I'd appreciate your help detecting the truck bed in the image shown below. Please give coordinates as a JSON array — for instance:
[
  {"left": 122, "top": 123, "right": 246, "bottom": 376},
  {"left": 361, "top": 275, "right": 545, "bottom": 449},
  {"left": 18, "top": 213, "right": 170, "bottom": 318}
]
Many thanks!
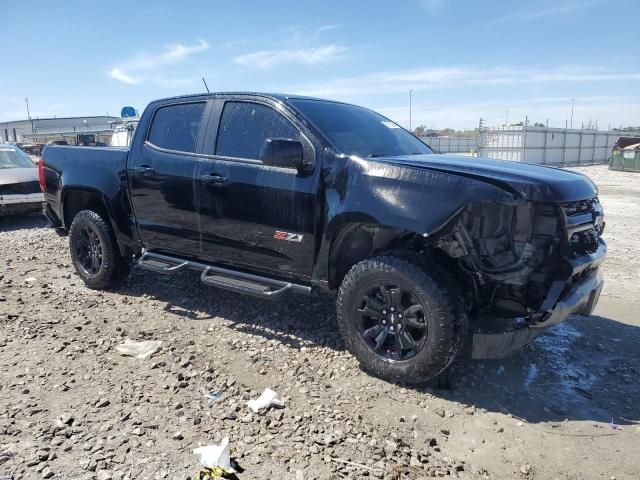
[{"left": 42, "top": 145, "right": 131, "bottom": 230}]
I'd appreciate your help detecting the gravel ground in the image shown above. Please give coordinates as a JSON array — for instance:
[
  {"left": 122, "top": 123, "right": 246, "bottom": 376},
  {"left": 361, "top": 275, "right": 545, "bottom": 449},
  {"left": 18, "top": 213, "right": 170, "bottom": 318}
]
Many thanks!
[{"left": 1, "top": 165, "right": 639, "bottom": 480}]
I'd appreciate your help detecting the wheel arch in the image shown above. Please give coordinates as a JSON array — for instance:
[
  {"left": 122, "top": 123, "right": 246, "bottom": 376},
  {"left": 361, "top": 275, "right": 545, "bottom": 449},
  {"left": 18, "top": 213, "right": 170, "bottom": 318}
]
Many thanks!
[
  {"left": 327, "top": 222, "right": 423, "bottom": 290},
  {"left": 61, "top": 187, "right": 131, "bottom": 257}
]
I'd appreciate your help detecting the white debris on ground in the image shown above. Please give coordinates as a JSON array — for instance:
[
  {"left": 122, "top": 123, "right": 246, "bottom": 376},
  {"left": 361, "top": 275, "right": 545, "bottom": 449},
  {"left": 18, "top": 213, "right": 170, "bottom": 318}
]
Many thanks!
[
  {"left": 115, "top": 339, "right": 162, "bottom": 359},
  {"left": 247, "top": 388, "right": 285, "bottom": 413},
  {"left": 193, "top": 437, "right": 235, "bottom": 472}
]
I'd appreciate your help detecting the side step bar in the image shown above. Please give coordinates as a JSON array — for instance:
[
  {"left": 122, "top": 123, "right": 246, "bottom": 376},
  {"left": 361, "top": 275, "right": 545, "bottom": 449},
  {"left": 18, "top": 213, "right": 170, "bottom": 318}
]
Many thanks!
[
  {"left": 136, "top": 250, "right": 310, "bottom": 299},
  {"left": 137, "top": 252, "right": 189, "bottom": 274}
]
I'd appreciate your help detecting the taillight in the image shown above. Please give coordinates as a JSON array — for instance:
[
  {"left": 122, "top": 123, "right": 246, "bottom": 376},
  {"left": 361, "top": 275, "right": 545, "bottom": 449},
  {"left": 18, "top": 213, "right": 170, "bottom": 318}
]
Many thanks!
[{"left": 38, "top": 158, "right": 46, "bottom": 192}]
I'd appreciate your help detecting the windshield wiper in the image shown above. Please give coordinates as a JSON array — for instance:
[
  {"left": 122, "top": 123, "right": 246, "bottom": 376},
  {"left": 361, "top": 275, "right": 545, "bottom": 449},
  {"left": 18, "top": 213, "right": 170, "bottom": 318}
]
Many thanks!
[{"left": 367, "top": 153, "right": 388, "bottom": 158}]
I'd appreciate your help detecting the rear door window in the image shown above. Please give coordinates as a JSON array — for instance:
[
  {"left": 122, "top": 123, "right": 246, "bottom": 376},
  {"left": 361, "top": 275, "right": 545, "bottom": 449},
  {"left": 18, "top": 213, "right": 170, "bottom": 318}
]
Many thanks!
[
  {"left": 215, "top": 101, "right": 299, "bottom": 160},
  {"left": 147, "top": 102, "right": 205, "bottom": 153}
]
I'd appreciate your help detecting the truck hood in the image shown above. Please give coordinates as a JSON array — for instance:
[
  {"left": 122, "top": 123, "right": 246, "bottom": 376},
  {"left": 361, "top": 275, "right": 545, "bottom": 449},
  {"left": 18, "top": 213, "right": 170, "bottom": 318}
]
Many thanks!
[{"left": 368, "top": 154, "right": 597, "bottom": 202}]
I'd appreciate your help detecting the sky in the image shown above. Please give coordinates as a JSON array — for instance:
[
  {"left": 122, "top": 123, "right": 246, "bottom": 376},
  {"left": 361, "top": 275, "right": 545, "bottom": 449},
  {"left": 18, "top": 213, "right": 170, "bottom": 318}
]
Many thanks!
[{"left": 1, "top": 0, "right": 639, "bottom": 130}]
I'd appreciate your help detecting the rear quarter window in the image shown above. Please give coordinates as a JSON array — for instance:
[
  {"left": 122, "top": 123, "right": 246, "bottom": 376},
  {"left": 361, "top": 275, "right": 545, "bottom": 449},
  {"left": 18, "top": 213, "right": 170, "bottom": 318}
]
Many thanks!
[{"left": 147, "top": 102, "right": 205, "bottom": 153}]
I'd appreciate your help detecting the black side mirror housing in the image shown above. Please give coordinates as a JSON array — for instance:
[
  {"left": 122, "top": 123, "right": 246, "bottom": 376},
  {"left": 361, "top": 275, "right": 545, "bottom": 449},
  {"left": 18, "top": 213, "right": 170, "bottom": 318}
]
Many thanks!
[{"left": 260, "top": 139, "right": 304, "bottom": 171}]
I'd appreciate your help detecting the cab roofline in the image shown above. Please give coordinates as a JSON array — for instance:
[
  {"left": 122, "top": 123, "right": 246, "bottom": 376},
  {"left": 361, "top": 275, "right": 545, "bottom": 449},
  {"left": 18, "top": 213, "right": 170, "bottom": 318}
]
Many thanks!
[{"left": 147, "top": 91, "right": 361, "bottom": 108}]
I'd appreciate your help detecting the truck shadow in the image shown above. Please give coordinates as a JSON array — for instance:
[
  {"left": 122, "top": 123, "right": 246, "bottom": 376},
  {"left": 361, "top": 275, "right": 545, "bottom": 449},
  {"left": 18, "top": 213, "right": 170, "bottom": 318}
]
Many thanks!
[
  {"left": 443, "top": 314, "right": 640, "bottom": 426},
  {"left": 118, "top": 268, "right": 640, "bottom": 427}
]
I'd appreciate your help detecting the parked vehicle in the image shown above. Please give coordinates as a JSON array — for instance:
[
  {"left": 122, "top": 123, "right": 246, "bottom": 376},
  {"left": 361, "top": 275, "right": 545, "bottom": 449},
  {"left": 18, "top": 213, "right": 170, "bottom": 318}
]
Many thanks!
[
  {"left": 20, "top": 143, "right": 44, "bottom": 156},
  {"left": 40, "top": 93, "right": 606, "bottom": 384},
  {"left": 109, "top": 120, "right": 139, "bottom": 147},
  {"left": 610, "top": 136, "right": 640, "bottom": 172},
  {"left": 0, "top": 144, "right": 44, "bottom": 216}
]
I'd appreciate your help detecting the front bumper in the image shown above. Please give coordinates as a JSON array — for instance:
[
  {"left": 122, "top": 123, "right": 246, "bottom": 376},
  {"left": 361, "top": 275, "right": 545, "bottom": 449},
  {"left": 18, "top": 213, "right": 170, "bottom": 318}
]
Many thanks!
[{"left": 471, "top": 240, "right": 606, "bottom": 359}]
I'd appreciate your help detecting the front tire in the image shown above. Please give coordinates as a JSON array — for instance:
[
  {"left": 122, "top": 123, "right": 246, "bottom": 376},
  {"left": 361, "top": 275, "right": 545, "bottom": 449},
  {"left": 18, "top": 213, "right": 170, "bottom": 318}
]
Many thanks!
[
  {"left": 69, "top": 210, "right": 130, "bottom": 289},
  {"left": 337, "top": 255, "right": 463, "bottom": 385}
]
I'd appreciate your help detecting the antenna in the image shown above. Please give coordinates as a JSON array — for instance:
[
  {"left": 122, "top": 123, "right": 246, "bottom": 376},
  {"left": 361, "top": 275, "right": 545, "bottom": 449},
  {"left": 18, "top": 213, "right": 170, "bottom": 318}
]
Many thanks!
[{"left": 202, "top": 77, "right": 210, "bottom": 93}]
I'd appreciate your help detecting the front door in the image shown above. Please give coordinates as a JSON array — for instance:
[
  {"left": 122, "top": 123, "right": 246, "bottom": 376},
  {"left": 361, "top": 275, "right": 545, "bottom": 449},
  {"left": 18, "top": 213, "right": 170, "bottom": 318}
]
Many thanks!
[
  {"left": 128, "top": 101, "right": 207, "bottom": 255},
  {"left": 196, "top": 99, "right": 319, "bottom": 278}
]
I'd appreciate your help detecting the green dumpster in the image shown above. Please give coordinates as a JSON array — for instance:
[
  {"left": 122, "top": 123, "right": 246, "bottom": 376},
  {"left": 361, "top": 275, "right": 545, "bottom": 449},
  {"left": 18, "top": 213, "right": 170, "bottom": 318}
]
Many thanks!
[{"left": 610, "top": 136, "right": 640, "bottom": 172}]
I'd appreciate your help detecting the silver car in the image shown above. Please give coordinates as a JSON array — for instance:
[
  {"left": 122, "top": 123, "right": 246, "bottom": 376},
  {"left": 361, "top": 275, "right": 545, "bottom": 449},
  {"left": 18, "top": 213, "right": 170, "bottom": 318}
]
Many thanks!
[{"left": 0, "top": 145, "right": 44, "bottom": 216}]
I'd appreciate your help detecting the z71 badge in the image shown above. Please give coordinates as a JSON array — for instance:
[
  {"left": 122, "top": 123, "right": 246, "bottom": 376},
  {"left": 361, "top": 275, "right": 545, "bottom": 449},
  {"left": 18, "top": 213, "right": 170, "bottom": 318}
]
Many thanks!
[{"left": 274, "top": 230, "right": 304, "bottom": 242}]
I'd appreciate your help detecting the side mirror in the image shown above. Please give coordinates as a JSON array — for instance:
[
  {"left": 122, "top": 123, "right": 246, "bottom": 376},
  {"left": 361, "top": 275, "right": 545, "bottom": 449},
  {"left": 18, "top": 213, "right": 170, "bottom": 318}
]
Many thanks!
[{"left": 260, "top": 138, "right": 304, "bottom": 171}]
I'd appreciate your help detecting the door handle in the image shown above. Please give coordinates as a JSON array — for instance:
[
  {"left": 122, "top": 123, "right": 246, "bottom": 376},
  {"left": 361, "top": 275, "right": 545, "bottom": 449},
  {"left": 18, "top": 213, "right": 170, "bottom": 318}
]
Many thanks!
[
  {"left": 201, "top": 174, "right": 228, "bottom": 185},
  {"left": 134, "top": 165, "right": 155, "bottom": 176}
]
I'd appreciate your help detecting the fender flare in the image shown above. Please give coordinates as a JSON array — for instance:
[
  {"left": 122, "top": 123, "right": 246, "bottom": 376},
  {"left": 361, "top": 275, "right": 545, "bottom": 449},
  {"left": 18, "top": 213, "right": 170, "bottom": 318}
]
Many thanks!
[{"left": 61, "top": 185, "right": 136, "bottom": 257}]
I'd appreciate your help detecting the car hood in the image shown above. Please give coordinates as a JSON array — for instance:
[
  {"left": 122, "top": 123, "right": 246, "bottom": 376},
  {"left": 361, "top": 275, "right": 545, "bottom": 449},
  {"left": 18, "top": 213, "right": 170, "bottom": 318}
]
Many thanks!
[
  {"left": 368, "top": 154, "right": 597, "bottom": 202},
  {"left": 0, "top": 167, "right": 40, "bottom": 195}
]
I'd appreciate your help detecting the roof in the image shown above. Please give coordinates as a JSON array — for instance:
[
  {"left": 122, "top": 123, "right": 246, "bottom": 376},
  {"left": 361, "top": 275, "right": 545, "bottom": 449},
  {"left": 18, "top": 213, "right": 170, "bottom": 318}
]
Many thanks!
[
  {"left": 0, "top": 115, "right": 120, "bottom": 128},
  {"left": 614, "top": 136, "right": 640, "bottom": 149},
  {"left": 0, "top": 115, "right": 118, "bottom": 123},
  {"left": 148, "top": 91, "right": 355, "bottom": 107},
  {"left": 22, "top": 129, "right": 115, "bottom": 138}
]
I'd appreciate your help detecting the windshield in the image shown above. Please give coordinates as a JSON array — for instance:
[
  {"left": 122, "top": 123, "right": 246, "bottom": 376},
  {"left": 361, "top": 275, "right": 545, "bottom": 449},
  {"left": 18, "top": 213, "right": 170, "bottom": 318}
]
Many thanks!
[
  {"left": 0, "top": 147, "right": 36, "bottom": 169},
  {"left": 289, "top": 99, "right": 432, "bottom": 158}
]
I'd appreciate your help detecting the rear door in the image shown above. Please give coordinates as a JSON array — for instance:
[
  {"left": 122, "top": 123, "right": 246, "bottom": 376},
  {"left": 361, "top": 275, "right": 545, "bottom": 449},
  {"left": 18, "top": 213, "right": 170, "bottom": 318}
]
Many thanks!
[
  {"left": 196, "top": 98, "right": 320, "bottom": 278},
  {"left": 128, "top": 101, "right": 208, "bottom": 255}
]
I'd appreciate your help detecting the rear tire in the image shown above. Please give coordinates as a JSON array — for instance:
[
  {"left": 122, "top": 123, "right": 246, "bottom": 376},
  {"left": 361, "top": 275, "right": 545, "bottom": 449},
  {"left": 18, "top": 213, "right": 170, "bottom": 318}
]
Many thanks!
[
  {"left": 336, "top": 255, "right": 464, "bottom": 385},
  {"left": 69, "top": 210, "right": 130, "bottom": 289}
]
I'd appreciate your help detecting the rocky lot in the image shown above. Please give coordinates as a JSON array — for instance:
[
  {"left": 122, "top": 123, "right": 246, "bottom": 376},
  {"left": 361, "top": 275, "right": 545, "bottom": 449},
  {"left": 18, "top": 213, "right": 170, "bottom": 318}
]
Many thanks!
[{"left": 1, "top": 165, "right": 639, "bottom": 480}]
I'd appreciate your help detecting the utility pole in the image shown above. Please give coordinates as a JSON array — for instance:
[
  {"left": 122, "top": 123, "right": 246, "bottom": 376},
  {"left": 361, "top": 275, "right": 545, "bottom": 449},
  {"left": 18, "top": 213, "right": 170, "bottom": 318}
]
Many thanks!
[
  {"left": 570, "top": 98, "right": 575, "bottom": 129},
  {"left": 505, "top": 110, "right": 509, "bottom": 126},
  {"left": 25, "top": 97, "right": 35, "bottom": 134},
  {"left": 409, "top": 89, "right": 413, "bottom": 133}
]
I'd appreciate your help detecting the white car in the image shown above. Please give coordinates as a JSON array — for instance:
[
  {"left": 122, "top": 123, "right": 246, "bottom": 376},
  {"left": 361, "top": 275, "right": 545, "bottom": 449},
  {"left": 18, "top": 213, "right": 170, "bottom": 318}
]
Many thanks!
[{"left": 0, "top": 145, "right": 44, "bottom": 216}]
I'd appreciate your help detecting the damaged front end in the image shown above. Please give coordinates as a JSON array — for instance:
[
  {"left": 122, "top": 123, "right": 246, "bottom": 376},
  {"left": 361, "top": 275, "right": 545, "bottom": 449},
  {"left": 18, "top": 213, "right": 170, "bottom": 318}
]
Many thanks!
[{"left": 435, "top": 197, "right": 606, "bottom": 359}]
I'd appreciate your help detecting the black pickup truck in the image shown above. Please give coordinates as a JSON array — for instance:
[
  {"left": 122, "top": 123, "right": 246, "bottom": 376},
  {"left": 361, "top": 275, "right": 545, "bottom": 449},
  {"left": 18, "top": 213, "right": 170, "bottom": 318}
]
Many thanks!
[{"left": 40, "top": 93, "right": 606, "bottom": 384}]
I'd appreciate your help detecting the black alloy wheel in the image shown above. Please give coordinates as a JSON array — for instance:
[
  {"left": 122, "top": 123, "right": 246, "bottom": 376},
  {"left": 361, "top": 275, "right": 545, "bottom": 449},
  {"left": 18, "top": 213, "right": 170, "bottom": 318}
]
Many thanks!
[
  {"left": 68, "top": 210, "right": 131, "bottom": 289},
  {"left": 357, "top": 283, "right": 428, "bottom": 361},
  {"left": 74, "top": 225, "right": 104, "bottom": 275},
  {"left": 336, "top": 255, "right": 464, "bottom": 385}
]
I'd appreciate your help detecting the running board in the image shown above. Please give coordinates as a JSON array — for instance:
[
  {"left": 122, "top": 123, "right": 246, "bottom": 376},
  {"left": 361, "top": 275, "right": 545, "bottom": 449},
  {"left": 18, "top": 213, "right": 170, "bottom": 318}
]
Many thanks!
[
  {"left": 136, "top": 250, "right": 310, "bottom": 299},
  {"left": 200, "top": 268, "right": 292, "bottom": 298},
  {"left": 137, "top": 252, "right": 189, "bottom": 274}
]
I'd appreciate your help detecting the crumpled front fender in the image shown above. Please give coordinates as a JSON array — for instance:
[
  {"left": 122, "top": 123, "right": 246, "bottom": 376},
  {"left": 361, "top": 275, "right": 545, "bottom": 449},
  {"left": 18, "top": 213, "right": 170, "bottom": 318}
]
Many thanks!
[{"left": 312, "top": 154, "right": 516, "bottom": 285}]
